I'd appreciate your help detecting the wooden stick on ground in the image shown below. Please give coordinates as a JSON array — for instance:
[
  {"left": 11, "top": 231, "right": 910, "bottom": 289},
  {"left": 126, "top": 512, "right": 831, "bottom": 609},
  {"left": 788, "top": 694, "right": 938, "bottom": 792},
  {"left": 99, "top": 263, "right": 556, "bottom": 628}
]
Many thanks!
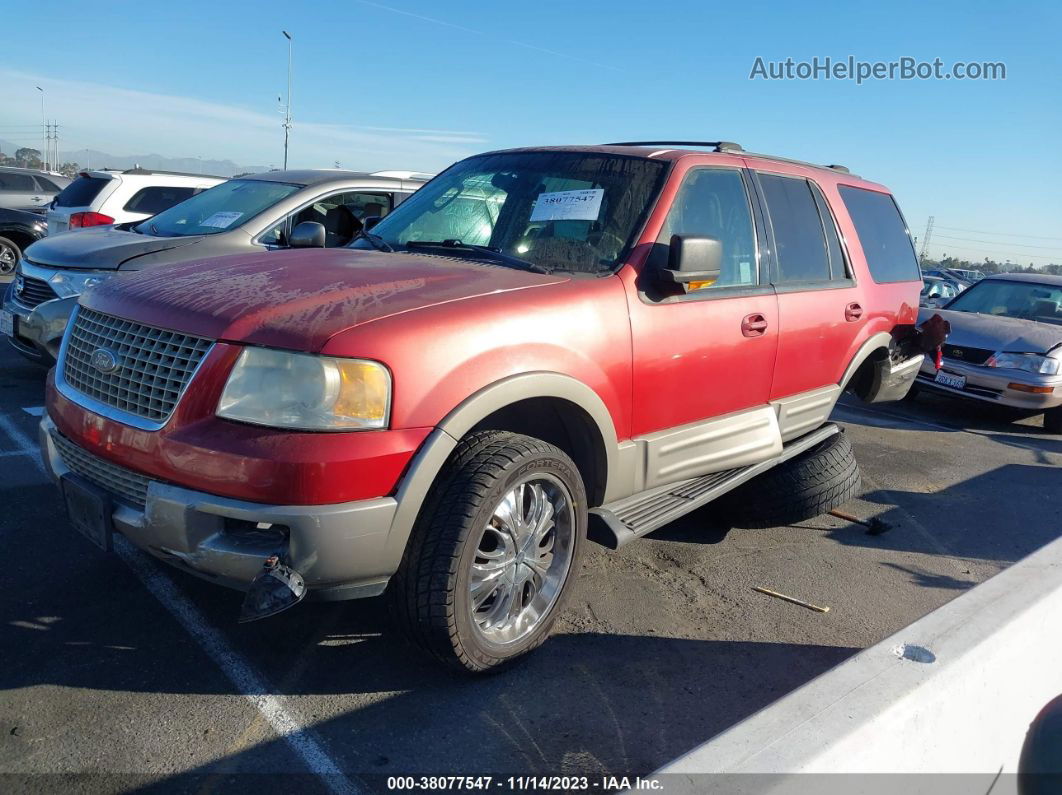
[{"left": 753, "top": 586, "right": 830, "bottom": 613}]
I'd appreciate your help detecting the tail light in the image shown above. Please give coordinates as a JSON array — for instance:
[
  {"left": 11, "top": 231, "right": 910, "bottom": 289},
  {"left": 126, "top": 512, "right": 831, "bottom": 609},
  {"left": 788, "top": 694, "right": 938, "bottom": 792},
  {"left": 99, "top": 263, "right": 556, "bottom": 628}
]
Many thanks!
[{"left": 69, "top": 212, "right": 115, "bottom": 228}]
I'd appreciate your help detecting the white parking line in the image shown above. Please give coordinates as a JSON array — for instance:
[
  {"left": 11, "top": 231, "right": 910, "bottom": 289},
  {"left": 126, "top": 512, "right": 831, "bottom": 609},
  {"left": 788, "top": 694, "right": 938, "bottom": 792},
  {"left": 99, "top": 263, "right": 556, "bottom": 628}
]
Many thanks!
[
  {"left": 22, "top": 406, "right": 44, "bottom": 417},
  {"left": 0, "top": 413, "right": 360, "bottom": 795}
]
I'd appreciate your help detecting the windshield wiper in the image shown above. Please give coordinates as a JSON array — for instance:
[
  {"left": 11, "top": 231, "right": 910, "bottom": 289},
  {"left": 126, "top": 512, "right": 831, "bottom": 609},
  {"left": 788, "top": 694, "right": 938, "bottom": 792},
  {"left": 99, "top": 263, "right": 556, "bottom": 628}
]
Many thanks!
[
  {"left": 352, "top": 229, "right": 394, "bottom": 253},
  {"left": 405, "top": 239, "right": 552, "bottom": 274}
]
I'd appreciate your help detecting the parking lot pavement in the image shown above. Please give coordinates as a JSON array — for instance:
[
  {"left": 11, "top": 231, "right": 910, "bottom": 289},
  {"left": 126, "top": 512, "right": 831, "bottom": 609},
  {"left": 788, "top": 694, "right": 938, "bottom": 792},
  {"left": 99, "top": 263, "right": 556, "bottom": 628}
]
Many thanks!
[{"left": 1, "top": 340, "right": 1059, "bottom": 792}]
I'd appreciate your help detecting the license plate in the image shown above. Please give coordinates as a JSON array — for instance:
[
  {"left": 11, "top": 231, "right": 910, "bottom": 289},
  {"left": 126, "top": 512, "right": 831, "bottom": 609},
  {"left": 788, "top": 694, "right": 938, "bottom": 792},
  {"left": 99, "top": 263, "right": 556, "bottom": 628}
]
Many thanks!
[
  {"left": 934, "top": 370, "right": 967, "bottom": 390},
  {"left": 0, "top": 310, "right": 12, "bottom": 337},
  {"left": 62, "top": 475, "right": 113, "bottom": 552}
]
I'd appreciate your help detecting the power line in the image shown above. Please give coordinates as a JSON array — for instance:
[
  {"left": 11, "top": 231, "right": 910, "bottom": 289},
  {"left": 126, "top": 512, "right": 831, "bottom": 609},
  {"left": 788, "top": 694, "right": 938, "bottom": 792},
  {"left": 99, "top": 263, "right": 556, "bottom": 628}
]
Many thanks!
[
  {"left": 931, "top": 243, "right": 1060, "bottom": 262},
  {"left": 935, "top": 224, "right": 1062, "bottom": 242},
  {"left": 932, "top": 233, "right": 1062, "bottom": 252}
]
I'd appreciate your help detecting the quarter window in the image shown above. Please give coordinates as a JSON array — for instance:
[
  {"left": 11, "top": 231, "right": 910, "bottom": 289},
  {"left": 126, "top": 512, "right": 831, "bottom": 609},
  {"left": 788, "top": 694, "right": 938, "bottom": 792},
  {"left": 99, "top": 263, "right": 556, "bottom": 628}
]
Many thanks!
[
  {"left": 655, "top": 168, "right": 758, "bottom": 289},
  {"left": 838, "top": 185, "right": 920, "bottom": 283},
  {"left": 758, "top": 173, "right": 833, "bottom": 284},
  {"left": 123, "top": 186, "right": 197, "bottom": 215}
]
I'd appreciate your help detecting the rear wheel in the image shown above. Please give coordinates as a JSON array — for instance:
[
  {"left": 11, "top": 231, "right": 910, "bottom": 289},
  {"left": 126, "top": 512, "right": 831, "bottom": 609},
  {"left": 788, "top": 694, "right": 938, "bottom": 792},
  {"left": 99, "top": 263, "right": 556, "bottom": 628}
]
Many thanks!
[
  {"left": 0, "top": 236, "right": 20, "bottom": 275},
  {"left": 717, "top": 431, "right": 861, "bottom": 529},
  {"left": 1044, "top": 407, "right": 1062, "bottom": 435},
  {"left": 389, "top": 431, "right": 586, "bottom": 673}
]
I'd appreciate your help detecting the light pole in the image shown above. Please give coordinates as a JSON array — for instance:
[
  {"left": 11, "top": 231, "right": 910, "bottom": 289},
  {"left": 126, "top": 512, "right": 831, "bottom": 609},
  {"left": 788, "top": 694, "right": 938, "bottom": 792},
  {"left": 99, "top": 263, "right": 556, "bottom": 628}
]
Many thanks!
[
  {"left": 281, "top": 30, "right": 293, "bottom": 170},
  {"left": 36, "top": 86, "right": 46, "bottom": 170}
]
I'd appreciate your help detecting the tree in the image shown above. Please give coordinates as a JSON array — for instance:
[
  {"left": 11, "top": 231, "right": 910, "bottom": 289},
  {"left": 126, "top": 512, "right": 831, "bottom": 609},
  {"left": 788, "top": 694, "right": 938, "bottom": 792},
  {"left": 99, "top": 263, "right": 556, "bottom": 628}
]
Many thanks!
[
  {"left": 57, "top": 162, "right": 81, "bottom": 178},
  {"left": 14, "top": 148, "right": 43, "bottom": 169}
]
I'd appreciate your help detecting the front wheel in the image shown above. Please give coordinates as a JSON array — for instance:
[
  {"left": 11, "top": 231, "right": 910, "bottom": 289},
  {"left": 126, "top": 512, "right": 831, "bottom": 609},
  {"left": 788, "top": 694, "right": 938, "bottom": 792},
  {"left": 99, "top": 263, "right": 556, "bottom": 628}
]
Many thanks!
[
  {"left": 0, "top": 236, "right": 21, "bottom": 275},
  {"left": 389, "top": 431, "right": 587, "bottom": 673}
]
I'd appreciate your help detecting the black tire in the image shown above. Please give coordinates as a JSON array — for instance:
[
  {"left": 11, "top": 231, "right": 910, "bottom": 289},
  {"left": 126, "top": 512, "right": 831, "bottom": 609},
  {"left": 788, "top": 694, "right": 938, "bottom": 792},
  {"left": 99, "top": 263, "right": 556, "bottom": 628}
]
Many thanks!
[
  {"left": 0, "top": 236, "right": 21, "bottom": 275},
  {"left": 388, "top": 430, "right": 587, "bottom": 673},
  {"left": 1044, "top": 407, "right": 1062, "bottom": 435},
  {"left": 717, "top": 431, "right": 861, "bottom": 529}
]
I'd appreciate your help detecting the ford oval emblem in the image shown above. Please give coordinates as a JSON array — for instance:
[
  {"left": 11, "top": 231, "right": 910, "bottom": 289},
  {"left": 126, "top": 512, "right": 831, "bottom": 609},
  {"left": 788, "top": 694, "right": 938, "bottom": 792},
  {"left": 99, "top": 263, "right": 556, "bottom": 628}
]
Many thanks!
[{"left": 90, "top": 348, "right": 121, "bottom": 374}]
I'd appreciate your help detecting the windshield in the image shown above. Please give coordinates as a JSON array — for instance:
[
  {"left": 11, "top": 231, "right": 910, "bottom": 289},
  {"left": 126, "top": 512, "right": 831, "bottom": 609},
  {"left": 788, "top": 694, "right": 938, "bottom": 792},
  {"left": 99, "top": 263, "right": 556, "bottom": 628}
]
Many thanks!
[
  {"left": 353, "top": 151, "right": 669, "bottom": 273},
  {"left": 135, "top": 179, "right": 300, "bottom": 237},
  {"left": 945, "top": 279, "right": 1062, "bottom": 325}
]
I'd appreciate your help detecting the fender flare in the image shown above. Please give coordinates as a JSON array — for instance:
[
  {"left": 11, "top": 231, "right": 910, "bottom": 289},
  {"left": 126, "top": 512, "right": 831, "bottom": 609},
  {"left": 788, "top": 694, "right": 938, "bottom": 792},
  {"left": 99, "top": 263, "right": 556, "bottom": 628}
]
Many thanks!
[
  {"left": 381, "top": 372, "right": 621, "bottom": 572},
  {"left": 839, "top": 332, "right": 893, "bottom": 389}
]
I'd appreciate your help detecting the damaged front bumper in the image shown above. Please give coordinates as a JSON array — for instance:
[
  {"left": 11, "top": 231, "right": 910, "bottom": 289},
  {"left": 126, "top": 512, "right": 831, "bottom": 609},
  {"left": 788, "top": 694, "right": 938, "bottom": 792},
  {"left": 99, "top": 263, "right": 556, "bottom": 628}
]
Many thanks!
[
  {"left": 916, "top": 357, "right": 1062, "bottom": 411},
  {"left": 40, "top": 414, "right": 399, "bottom": 601}
]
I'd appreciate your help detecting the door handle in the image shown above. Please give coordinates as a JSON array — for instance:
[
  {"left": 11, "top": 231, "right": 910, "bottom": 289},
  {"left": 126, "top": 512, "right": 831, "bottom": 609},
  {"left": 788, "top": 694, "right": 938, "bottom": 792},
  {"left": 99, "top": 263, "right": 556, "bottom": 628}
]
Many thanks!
[
  {"left": 845, "top": 302, "right": 863, "bottom": 322},
  {"left": 741, "top": 313, "right": 768, "bottom": 337}
]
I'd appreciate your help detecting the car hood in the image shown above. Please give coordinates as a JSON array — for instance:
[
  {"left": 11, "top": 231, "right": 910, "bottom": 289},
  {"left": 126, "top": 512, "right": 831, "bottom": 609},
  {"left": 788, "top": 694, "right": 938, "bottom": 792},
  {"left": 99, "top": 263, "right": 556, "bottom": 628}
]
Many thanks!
[
  {"left": 24, "top": 226, "right": 204, "bottom": 270},
  {"left": 921, "top": 307, "right": 1062, "bottom": 355},
  {"left": 81, "top": 248, "right": 569, "bottom": 351}
]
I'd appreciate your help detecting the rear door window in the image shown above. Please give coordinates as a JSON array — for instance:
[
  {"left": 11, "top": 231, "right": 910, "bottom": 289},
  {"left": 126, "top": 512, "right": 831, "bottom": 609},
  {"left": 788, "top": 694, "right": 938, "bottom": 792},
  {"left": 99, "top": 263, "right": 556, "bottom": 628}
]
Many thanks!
[
  {"left": 123, "top": 186, "right": 197, "bottom": 215},
  {"left": 838, "top": 185, "right": 920, "bottom": 283},
  {"left": 35, "top": 176, "right": 62, "bottom": 192},
  {"left": 55, "top": 176, "right": 110, "bottom": 208},
  {"left": 758, "top": 173, "right": 835, "bottom": 284},
  {"left": 0, "top": 173, "right": 36, "bottom": 191}
]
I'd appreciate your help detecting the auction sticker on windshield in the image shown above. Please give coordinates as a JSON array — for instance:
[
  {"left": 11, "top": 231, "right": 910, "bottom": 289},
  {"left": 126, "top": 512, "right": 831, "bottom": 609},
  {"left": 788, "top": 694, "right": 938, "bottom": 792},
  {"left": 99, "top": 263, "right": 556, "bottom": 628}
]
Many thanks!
[
  {"left": 200, "top": 211, "right": 244, "bottom": 229},
  {"left": 530, "top": 189, "right": 604, "bottom": 222}
]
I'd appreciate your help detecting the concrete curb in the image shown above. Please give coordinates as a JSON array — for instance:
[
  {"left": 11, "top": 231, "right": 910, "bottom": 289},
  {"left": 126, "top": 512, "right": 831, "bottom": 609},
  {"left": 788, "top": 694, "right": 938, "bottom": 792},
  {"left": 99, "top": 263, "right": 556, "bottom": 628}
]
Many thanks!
[{"left": 651, "top": 534, "right": 1062, "bottom": 790}]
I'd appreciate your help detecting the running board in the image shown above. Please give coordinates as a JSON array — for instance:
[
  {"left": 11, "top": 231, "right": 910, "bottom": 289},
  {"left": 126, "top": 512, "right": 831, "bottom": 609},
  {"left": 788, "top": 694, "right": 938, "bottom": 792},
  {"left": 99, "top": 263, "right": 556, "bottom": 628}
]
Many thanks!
[{"left": 588, "top": 423, "right": 841, "bottom": 549}]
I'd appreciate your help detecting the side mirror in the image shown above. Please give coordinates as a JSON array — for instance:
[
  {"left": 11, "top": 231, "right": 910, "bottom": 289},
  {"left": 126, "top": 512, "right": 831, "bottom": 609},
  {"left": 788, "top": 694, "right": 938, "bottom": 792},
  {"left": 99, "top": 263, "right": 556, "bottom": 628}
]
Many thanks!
[
  {"left": 363, "top": 215, "right": 382, "bottom": 231},
  {"left": 660, "top": 235, "right": 722, "bottom": 287},
  {"left": 289, "top": 221, "right": 326, "bottom": 249}
]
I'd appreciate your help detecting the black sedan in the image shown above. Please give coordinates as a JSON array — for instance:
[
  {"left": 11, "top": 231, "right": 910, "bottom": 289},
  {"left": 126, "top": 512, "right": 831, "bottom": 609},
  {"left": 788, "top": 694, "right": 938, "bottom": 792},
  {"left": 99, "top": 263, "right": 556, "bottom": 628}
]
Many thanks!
[{"left": 0, "top": 207, "right": 47, "bottom": 275}]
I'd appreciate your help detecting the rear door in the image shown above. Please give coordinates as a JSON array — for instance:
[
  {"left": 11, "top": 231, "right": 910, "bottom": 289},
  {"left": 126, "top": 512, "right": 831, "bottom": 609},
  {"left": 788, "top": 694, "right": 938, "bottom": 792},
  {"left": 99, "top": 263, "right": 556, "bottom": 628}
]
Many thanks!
[
  {"left": 0, "top": 172, "right": 40, "bottom": 210},
  {"left": 751, "top": 170, "right": 863, "bottom": 401}
]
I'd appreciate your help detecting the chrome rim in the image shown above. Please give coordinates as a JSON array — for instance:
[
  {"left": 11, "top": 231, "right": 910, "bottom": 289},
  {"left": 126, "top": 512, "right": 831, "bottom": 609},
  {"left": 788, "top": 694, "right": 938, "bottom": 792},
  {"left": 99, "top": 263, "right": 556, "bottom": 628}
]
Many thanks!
[
  {"left": 0, "top": 243, "right": 16, "bottom": 275},
  {"left": 468, "top": 474, "right": 575, "bottom": 645}
]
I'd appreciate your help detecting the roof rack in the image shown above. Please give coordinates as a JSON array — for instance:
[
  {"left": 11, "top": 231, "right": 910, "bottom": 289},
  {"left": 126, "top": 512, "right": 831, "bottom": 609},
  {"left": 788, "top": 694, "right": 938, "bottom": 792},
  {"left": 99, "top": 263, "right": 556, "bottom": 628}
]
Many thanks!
[
  {"left": 605, "top": 140, "right": 744, "bottom": 153},
  {"left": 119, "top": 167, "right": 226, "bottom": 179}
]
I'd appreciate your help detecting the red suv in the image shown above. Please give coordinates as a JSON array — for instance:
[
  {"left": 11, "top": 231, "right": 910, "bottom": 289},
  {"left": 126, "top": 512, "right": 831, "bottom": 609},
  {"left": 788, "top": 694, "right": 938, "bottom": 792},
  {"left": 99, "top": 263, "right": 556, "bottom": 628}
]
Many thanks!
[{"left": 42, "top": 143, "right": 924, "bottom": 672}]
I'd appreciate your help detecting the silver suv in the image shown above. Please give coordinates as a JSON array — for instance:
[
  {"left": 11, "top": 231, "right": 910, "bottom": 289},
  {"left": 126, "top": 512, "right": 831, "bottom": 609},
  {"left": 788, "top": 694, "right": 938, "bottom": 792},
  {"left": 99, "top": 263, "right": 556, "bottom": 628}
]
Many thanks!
[
  {"left": 0, "top": 167, "right": 70, "bottom": 211},
  {"left": 3, "top": 169, "right": 430, "bottom": 362}
]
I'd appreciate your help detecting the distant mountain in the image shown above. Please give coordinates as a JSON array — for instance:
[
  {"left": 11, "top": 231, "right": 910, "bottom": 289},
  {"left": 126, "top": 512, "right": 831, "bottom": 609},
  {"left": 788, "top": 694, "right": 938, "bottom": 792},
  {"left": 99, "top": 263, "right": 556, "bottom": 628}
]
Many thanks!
[{"left": 0, "top": 139, "right": 267, "bottom": 177}]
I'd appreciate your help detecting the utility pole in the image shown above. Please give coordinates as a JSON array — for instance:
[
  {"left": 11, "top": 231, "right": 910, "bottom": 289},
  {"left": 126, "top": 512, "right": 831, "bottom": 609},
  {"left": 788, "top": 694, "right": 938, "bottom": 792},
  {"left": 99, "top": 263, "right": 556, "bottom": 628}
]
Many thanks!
[
  {"left": 281, "top": 30, "right": 293, "bottom": 170},
  {"left": 36, "top": 86, "right": 47, "bottom": 170},
  {"left": 918, "top": 216, "right": 934, "bottom": 264}
]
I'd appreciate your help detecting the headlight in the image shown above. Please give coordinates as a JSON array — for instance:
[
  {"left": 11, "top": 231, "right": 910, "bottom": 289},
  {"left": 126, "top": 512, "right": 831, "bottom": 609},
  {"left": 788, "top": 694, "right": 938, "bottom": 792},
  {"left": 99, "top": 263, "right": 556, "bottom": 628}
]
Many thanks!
[
  {"left": 48, "top": 270, "right": 110, "bottom": 298},
  {"left": 986, "top": 352, "right": 1060, "bottom": 375},
  {"left": 217, "top": 347, "right": 391, "bottom": 430}
]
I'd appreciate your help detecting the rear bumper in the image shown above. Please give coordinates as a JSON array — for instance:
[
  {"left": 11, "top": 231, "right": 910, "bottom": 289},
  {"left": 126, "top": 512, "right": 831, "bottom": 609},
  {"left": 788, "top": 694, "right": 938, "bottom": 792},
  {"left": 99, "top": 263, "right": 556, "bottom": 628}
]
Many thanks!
[
  {"left": 41, "top": 414, "right": 400, "bottom": 598},
  {"left": 916, "top": 357, "right": 1062, "bottom": 411}
]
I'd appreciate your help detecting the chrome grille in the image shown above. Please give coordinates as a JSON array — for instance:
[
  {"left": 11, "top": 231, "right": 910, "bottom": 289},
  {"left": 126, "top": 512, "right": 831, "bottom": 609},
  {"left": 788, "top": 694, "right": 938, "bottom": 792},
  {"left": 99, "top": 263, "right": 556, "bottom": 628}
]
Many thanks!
[
  {"left": 13, "top": 274, "right": 58, "bottom": 308},
  {"left": 63, "top": 308, "right": 213, "bottom": 423},
  {"left": 52, "top": 431, "right": 153, "bottom": 506}
]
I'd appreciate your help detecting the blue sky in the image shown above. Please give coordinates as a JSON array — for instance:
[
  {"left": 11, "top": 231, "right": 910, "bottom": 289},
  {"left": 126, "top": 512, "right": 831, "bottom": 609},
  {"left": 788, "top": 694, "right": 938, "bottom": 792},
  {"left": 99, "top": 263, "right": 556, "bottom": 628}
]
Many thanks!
[{"left": 3, "top": 0, "right": 1060, "bottom": 264}]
